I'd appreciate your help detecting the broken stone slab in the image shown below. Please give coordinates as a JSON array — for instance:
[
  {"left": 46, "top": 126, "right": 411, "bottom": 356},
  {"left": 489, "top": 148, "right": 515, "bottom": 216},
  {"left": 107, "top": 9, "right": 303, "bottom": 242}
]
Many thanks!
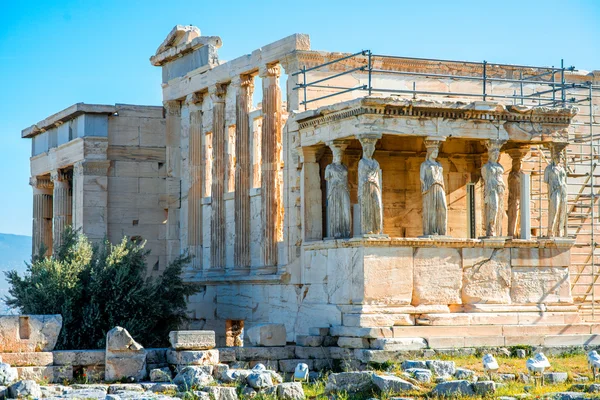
[
  {"left": 9, "top": 380, "right": 42, "bottom": 399},
  {"left": 371, "top": 338, "right": 427, "bottom": 351},
  {"left": 402, "top": 360, "right": 428, "bottom": 370},
  {"left": 372, "top": 373, "right": 418, "bottom": 393},
  {"left": 432, "top": 380, "right": 475, "bottom": 397},
  {"left": 246, "top": 324, "right": 287, "bottom": 347},
  {"left": 544, "top": 372, "right": 568, "bottom": 384},
  {"left": 60, "top": 389, "right": 107, "bottom": 399},
  {"left": 473, "top": 380, "right": 496, "bottom": 396},
  {"left": 53, "top": 350, "right": 105, "bottom": 366},
  {"left": 547, "top": 392, "right": 587, "bottom": 400},
  {"left": 166, "top": 349, "right": 219, "bottom": 365},
  {"left": 325, "top": 372, "right": 374, "bottom": 393},
  {"left": 0, "top": 315, "right": 62, "bottom": 352},
  {"left": 0, "top": 351, "right": 53, "bottom": 367},
  {"left": 105, "top": 326, "right": 147, "bottom": 382},
  {"left": 149, "top": 383, "right": 178, "bottom": 393},
  {"left": 295, "top": 335, "right": 324, "bottom": 347},
  {"left": 246, "top": 371, "right": 274, "bottom": 389},
  {"left": 338, "top": 337, "right": 370, "bottom": 349},
  {"left": 169, "top": 331, "right": 216, "bottom": 350},
  {"left": 405, "top": 368, "right": 432, "bottom": 383},
  {"left": 173, "top": 366, "right": 214, "bottom": 390},
  {"left": 454, "top": 367, "right": 476, "bottom": 380},
  {"left": 0, "top": 363, "right": 18, "bottom": 385},
  {"left": 202, "top": 386, "right": 238, "bottom": 400},
  {"left": 277, "top": 382, "right": 305, "bottom": 400},
  {"left": 236, "top": 346, "right": 295, "bottom": 361},
  {"left": 149, "top": 367, "right": 172, "bottom": 382},
  {"left": 220, "top": 369, "right": 253, "bottom": 383},
  {"left": 426, "top": 360, "right": 456, "bottom": 378}
]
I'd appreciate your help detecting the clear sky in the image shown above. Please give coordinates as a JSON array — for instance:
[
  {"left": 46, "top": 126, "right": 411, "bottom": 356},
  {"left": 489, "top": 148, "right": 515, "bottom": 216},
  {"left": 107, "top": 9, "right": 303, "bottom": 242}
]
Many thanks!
[{"left": 0, "top": 0, "right": 598, "bottom": 236}]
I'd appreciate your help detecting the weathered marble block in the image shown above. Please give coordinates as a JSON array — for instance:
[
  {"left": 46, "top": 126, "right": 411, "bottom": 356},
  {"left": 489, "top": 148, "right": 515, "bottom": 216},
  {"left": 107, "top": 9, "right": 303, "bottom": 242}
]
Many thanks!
[
  {"left": 412, "top": 248, "right": 462, "bottom": 306},
  {"left": 105, "top": 327, "right": 147, "bottom": 382},
  {"left": 166, "top": 349, "right": 219, "bottom": 365},
  {"left": 462, "top": 248, "right": 511, "bottom": 304},
  {"left": 169, "top": 331, "right": 215, "bottom": 350},
  {"left": 0, "top": 315, "right": 62, "bottom": 352},
  {"left": 0, "top": 352, "right": 53, "bottom": 367},
  {"left": 246, "top": 324, "right": 286, "bottom": 347}
]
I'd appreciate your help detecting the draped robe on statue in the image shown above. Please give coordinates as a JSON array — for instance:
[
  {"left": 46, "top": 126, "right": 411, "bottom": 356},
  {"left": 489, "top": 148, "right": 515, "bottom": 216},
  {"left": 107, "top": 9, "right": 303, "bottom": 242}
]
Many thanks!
[
  {"left": 420, "top": 160, "right": 447, "bottom": 235},
  {"left": 325, "top": 163, "right": 351, "bottom": 238},
  {"left": 358, "top": 158, "right": 383, "bottom": 235}
]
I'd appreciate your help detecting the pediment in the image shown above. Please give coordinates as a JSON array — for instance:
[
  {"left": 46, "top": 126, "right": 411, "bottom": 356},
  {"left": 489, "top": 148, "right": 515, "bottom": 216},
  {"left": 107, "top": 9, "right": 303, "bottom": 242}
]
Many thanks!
[{"left": 155, "top": 25, "right": 201, "bottom": 56}]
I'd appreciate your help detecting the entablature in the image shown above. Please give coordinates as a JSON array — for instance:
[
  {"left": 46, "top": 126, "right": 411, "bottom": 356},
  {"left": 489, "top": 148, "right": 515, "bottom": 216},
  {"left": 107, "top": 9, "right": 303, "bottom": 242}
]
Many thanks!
[{"left": 294, "top": 97, "right": 578, "bottom": 148}]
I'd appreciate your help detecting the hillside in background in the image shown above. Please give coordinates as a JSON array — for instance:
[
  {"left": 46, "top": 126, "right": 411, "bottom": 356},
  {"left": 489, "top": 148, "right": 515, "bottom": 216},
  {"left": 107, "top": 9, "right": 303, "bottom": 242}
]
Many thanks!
[{"left": 0, "top": 233, "right": 31, "bottom": 313}]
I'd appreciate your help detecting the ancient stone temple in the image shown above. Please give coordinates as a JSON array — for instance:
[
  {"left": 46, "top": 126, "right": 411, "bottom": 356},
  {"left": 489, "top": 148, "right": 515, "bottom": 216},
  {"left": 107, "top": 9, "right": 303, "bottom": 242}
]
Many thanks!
[
  {"left": 150, "top": 25, "right": 599, "bottom": 347},
  {"left": 23, "top": 103, "right": 168, "bottom": 274},
  {"left": 23, "top": 25, "right": 600, "bottom": 349}
]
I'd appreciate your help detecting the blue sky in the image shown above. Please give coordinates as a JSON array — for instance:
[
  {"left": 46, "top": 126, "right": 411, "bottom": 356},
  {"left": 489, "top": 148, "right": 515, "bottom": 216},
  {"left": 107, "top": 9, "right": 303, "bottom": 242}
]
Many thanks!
[{"left": 0, "top": 0, "right": 598, "bottom": 236}]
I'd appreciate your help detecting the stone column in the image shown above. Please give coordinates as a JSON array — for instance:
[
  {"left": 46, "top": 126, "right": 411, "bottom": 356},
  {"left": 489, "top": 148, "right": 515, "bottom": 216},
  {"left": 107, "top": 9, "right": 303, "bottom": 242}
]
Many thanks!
[
  {"left": 210, "top": 84, "right": 227, "bottom": 268},
  {"left": 482, "top": 139, "right": 506, "bottom": 237},
  {"left": 187, "top": 93, "right": 203, "bottom": 269},
  {"left": 260, "top": 64, "right": 283, "bottom": 267},
  {"left": 520, "top": 171, "right": 531, "bottom": 240},
  {"left": 325, "top": 140, "right": 351, "bottom": 239},
  {"left": 301, "top": 147, "right": 323, "bottom": 241},
  {"left": 506, "top": 147, "right": 529, "bottom": 238},
  {"left": 234, "top": 74, "right": 254, "bottom": 268},
  {"left": 51, "top": 170, "right": 72, "bottom": 251},
  {"left": 30, "top": 176, "right": 53, "bottom": 257},
  {"left": 164, "top": 100, "right": 182, "bottom": 263}
]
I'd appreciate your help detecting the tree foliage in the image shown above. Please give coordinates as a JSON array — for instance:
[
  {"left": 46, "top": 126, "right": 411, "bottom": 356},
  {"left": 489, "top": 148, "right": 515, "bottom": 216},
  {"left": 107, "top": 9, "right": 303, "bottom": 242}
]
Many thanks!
[{"left": 4, "top": 228, "right": 197, "bottom": 349}]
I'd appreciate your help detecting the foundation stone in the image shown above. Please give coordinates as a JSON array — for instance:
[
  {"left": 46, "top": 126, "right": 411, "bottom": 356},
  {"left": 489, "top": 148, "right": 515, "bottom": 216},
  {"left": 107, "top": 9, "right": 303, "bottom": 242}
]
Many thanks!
[
  {"left": 169, "top": 331, "right": 216, "bottom": 350},
  {"left": 413, "top": 248, "right": 462, "bottom": 305},
  {"left": 246, "top": 324, "right": 286, "bottom": 347},
  {"left": 462, "top": 248, "right": 511, "bottom": 304}
]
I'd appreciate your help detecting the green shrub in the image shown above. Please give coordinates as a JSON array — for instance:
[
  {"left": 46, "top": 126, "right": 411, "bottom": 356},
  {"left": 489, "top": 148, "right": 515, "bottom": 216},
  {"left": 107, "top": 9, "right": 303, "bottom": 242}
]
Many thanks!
[{"left": 4, "top": 227, "right": 197, "bottom": 349}]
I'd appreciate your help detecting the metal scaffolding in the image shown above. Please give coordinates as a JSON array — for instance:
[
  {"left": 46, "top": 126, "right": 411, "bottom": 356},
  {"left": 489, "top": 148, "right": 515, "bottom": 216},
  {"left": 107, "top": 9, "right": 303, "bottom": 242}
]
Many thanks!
[{"left": 294, "top": 52, "right": 600, "bottom": 319}]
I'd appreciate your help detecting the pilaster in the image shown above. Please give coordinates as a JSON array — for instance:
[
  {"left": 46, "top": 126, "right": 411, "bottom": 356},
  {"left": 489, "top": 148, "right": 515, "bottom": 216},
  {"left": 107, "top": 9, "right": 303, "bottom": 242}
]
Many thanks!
[
  {"left": 301, "top": 146, "right": 323, "bottom": 241},
  {"left": 73, "top": 160, "right": 110, "bottom": 242},
  {"left": 164, "top": 100, "right": 182, "bottom": 263},
  {"left": 260, "top": 64, "right": 283, "bottom": 267}
]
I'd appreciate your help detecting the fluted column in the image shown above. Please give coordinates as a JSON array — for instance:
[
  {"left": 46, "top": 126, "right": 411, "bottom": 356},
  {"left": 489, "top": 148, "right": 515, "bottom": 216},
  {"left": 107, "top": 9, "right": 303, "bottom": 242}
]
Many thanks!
[
  {"left": 51, "top": 170, "right": 72, "bottom": 251},
  {"left": 210, "top": 84, "right": 227, "bottom": 268},
  {"left": 260, "top": 64, "right": 283, "bottom": 267},
  {"left": 187, "top": 93, "right": 204, "bottom": 269},
  {"left": 234, "top": 74, "right": 254, "bottom": 268},
  {"left": 507, "top": 147, "right": 529, "bottom": 238},
  {"left": 30, "top": 176, "right": 53, "bottom": 257}
]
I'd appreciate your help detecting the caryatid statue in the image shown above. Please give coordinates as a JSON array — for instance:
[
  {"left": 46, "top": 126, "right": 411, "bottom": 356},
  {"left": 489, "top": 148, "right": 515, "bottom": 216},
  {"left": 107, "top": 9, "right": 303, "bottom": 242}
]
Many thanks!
[
  {"left": 420, "top": 140, "right": 447, "bottom": 236},
  {"left": 544, "top": 143, "right": 568, "bottom": 237},
  {"left": 482, "top": 140, "right": 506, "bottom": 237},
  {"left": 325, "top": 141, "right": 351, "bottom": 238},
  {"left": 358, "top": 135, "right": 383, "bottom": 235},
  {"left": 507, "top": 148, "right": 528, "bottom": 238}
]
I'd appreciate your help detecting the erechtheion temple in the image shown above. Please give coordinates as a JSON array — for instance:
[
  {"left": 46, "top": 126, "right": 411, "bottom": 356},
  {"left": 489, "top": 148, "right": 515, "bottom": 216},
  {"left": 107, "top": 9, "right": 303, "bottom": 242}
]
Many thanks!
[{"left": 24, "top": 25, "right": 600, "bottom": 348}]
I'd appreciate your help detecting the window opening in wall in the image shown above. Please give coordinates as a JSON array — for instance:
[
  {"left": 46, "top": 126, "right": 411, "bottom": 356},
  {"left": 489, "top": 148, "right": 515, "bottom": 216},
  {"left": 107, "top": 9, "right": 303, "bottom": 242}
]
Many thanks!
[
  {"left": 19, "top": 316, "right": 31, "bottom": 340},
  {"left": 131, "top": 236, "right": 143, "bottom": 243},
  {"left": 225, "top": 320, "right": 244, "bottom": 347},
  {"left": 132, "top": 219, "right": 139, "bottom": 226},
  {"left": 153, "top": 261, "right": 160, "bottom": 271}
]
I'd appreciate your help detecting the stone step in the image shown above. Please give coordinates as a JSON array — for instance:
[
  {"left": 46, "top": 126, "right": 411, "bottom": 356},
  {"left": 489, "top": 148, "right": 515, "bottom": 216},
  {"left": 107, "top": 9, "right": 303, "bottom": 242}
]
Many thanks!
[
  {"left": 426, "top": 333, "right": 600, "bottom": 348},
  {"left": 393, "top": 323, "right": 596, "bottom": 338},
  {"left": 417, "top": 312, "right": 581, "bottom": 326},
  {"left": 0, "top": 352, "right": 53, "bottom": 366},
  {"left": 16, "top": 366, "right": 73, "bottom": 383}
]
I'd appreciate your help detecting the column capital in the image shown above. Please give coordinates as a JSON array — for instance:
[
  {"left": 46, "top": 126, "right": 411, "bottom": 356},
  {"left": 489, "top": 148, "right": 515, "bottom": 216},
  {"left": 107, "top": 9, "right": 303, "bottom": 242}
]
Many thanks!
[
  {"left": 185, "top": 92, "right": 204, "bottom": 107},
  {"left": 326, "top": 139, "right": 350, "bottom": 153},
  {"left": 30, "top": 176, "right": 52, "bottom": 189},
  {"left": 485, "top": 138, "right": 506, "bottom": 152},
  {"left": 209, "top": 83, "right": 228, "bottom": 103},
  {"left": 301, "top": 146, "right": 322, "bottom": 163},
  {"left": 163, "top": 100, "right": 181, "bottom": 116},
  {"left": 50, "top": 169, "right": 72, "bottom": 182},
  {"left": 423, "top": 137, "right": 445, "bottom": 149},
  {"left": 356, "top": 133, "right": 382, "bottom": 146},
  {"left": 505, "top": 146, "right": 530, "bottom": 161},
  {"left": 74, "top": 160, "right": 111, "bottom": 176},
  {"left": 231, "top": 74, "right": 255, "bottom": 89},
  {"left": 259, "top": 63, "right": 281, "bottom": 79}
]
